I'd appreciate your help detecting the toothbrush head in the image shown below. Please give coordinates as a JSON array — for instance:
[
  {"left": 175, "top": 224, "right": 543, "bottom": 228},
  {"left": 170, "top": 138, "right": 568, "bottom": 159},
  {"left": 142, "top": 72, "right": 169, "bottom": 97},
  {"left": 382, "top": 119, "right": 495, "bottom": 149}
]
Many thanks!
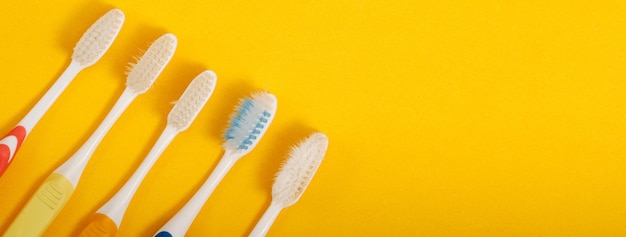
[
  {"left": 126, "top": 33, "right": 177, "bottom": 94},
  {"left": 168, "top": 70, "right": 217, "bottom": 131},
  {"left": 72, "top": 9, "right": 125, "bottom": 67},
  {"left": 272, "top": 132, "right": 328, "bottom": 207},
  {"left": 223, "top": 92, "right": 277, "bottom": 155}
]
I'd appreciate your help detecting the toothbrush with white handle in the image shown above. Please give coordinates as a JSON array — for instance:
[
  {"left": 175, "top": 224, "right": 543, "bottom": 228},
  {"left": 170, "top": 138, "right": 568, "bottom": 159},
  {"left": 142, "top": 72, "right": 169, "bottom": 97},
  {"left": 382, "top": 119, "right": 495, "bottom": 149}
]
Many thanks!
[
  {"left": 4, "top": 33, "right": 177, "bottom": 237},
  {"left": 155, "top": 92, "right": 278, "bottom": 237},
  {"left": 79, "top": 70, "right": 217, "bottom": 237},
  {"left": 249, "top": 132, "right": 329, "bottom": 237},
  {"left": 0, "top": 9, "right": 124, "bottom": 176}
]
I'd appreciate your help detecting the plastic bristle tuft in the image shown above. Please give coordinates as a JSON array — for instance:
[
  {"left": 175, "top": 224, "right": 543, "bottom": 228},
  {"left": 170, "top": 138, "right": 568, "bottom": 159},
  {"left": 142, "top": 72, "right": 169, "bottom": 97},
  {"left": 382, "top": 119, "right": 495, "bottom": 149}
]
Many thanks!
[
  {"left": 167, "top": 70, "right": 217, "bottom": 131},
  {"left": 126, "top": 34, "right": 177, "bottom": 94},
  {"left": 272, "top": 133, "right": 328, "bottom": 207},
  {"left": 72, "top": 9, "right": 125, "bottom": 67},
  {"left": 223, "top": 92, "right": 277, "bottom": 152}
]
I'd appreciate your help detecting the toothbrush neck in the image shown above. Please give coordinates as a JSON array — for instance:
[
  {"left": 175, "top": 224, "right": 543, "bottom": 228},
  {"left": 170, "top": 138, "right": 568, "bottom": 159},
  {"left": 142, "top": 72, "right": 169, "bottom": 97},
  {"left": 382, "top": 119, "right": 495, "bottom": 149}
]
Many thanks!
[
  {"left": 156, "top": 150, "right": 242, "bottom": 236},
  {"left": 55, "top": 88, "right": 137, "bottom": 187},
  {"left": 19, "top": 61, "right": 84, "bottom": 132},
  {"left": 97, "top": 125, "right": 179, "bottom": 226}
]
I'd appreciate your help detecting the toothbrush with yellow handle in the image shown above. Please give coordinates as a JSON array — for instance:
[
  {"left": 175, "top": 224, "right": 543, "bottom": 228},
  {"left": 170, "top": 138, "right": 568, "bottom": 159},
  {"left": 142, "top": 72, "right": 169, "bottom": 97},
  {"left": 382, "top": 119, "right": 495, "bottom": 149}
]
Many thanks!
[
  {"left": 0, "top": 8, "right": 124, "bottom": 177},
  {"left": 249, "top": 132, "right": 329, "bottom": 237},
  {"left": 79, "top": 70, "right": 217, "bottom": 237},
  {"left": 155, "top": 92, "right": 277, "bottom": 237},
  {"left": 4, "top": 33, "right": 177, "bottom": 237}
]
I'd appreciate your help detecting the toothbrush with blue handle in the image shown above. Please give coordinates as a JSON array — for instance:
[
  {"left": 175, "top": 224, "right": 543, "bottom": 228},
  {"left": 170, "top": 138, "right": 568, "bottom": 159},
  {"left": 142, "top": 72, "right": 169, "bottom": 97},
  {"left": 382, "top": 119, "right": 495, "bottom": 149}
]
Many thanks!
[{"left": 155, "top": 92, "right": 278, "bottom": 237}]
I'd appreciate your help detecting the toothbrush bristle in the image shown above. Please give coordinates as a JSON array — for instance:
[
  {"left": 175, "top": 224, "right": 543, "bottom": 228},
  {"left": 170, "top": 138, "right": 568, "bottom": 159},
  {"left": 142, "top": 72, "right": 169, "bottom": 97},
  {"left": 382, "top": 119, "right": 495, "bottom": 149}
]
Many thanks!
[
  {"left": 168, "top": 70, "right": 217, "bottom": 131},
  {"left": 72, "top": 9, "right": 125, "bottom": 67},
  {"left": 272, "top": 132, "right": 328, "bottom": 207},
  {"left": 126, "top": 33, "right": 177, "bottom": 94},
  {"left": 223, "top": 92, "right": 277, "bottom": 152}
]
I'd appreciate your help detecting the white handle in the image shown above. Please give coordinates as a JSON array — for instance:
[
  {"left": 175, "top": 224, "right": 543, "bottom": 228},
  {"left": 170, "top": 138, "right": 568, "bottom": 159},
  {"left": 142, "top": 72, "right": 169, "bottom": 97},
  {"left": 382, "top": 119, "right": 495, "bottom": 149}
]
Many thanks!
[
  {"left": 249, "top": 201, "right": 283, "bottom": 237},
  {"left": 98, "top": 125, "right": 179, "bottom": 226},
  {"left": 55, "top": 88, "right": 137, "bottom": 187},
  {"left": 155, "top": 150, "right": 241, "bottom": 237}
]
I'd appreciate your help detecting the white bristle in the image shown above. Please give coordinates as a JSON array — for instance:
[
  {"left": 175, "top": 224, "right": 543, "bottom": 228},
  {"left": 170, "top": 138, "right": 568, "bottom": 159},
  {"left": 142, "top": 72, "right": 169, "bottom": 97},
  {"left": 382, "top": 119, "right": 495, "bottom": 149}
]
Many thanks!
[
  {"left": 272, "top": 132, "right": 328, "bottom": 207},
  {"left": 72, "top": 9, "right": 125, "bottom": 67},
  {"left": 126, "top": 33, "right": 177, "bottom": 94},
  {"left": 223, "top": 92, "right": 277, "bottom": 153},
  {"left": 167, "top": 70, "right": 217, "bottom": 131}
]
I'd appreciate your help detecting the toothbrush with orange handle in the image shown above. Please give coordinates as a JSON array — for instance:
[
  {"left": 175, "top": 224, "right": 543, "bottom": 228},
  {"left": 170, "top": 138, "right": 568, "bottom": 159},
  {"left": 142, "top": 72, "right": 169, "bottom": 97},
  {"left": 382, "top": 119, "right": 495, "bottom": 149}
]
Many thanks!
[
  {"left": 79, "top": 70, "right": 217, "bottom": 237},
  {"left": 0, "top": 9, "right": 124, "bottom": 176}
]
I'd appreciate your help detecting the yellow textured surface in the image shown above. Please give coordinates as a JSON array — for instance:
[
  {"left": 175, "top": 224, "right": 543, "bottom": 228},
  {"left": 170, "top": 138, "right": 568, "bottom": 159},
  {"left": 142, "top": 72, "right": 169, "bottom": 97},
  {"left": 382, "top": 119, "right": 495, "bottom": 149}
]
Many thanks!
[{"left": 1, "top": 1, "right": 626, "bottom": 236}]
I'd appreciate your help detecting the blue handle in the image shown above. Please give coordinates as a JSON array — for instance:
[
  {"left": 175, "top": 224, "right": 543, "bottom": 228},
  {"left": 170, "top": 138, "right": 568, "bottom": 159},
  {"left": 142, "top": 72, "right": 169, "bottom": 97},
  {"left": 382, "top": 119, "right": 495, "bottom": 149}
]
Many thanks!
[{"left": 155, "top": 231, "right": 173, "bottom": 237}]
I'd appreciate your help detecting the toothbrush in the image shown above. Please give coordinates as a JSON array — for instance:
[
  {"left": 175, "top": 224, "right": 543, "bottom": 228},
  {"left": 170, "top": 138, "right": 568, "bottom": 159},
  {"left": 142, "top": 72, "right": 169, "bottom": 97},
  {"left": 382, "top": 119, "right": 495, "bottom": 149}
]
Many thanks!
[
  {"left": 155, "top": 92, "right": 278, "bottom": 237},
  {"left": 78, "top": 70, "right": 217, "bottom": 237},
  {"left": 4, "top": 33, "right": 177, "bottom": 237},
  {"left": 249, "top": 132, "right": 329, "bottom": 237},
  {"left": 0, "top": 9, "right": 124, "bottom": 177}
]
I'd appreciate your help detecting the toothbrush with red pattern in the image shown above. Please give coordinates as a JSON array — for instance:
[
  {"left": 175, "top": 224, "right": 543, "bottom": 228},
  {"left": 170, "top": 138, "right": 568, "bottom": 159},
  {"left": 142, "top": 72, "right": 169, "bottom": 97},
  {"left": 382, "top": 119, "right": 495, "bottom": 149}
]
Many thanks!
[{"left": 0, "top": 9, "right": 125, "bottom": 176}]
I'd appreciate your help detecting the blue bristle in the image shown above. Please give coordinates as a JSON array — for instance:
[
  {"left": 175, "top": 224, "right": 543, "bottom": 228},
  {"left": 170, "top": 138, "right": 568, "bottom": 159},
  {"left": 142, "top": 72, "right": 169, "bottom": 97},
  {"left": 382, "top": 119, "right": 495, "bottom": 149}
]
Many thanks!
[
  {"left": 225, "top": 97, "right": 276, "bottom": 151},
  {"left": 224, "top": 99, "right": 256, "bottom": 141},
  {"left": 240, "top": 99, "right": 253, "bottom": 112}
]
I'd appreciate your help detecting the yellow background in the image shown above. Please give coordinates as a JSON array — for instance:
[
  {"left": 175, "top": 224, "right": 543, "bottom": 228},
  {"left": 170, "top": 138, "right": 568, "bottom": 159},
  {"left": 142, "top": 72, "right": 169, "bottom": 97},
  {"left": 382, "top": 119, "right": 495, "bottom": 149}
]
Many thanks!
[{"left": 1, "top": 0, "right": 625, "bottom": 236}]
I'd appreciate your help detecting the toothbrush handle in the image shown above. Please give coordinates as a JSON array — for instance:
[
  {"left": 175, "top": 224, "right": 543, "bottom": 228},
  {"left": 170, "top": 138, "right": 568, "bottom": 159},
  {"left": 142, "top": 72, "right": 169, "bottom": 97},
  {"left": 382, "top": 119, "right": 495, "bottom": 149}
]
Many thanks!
[
  {"left": 0, "top": 126, "right": 27, "bottom": 175},
  {"left": 78, "top": 213, "right": 118, "bottom": 237},
  {"left": 54, "top": 88, "right": 137, "bottom": 187},
  {"left": 80, "top": 126, "right": 179, "bottom": 237},
  {"left": 4, "top": 173, "right": 74, "bottom": 237},
  {"left": 249, "top": 201, "right": 283, "bottom": 237},
  {"left": 155, "top": 152, "right": 238, "bottom": 237},
  {"left": 0, "top": 61, "right": 82, "bottom": 177}
]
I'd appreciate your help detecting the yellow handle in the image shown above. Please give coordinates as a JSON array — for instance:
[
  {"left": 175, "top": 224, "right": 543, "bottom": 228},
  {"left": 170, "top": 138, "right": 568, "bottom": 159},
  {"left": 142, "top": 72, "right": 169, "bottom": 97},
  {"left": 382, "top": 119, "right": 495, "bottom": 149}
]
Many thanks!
[
  {"left": 78, "top": 213, "right": 118, "bottom": 237},
  {"left": 4, "top": 173, "right": 74, "bottom": 237}
]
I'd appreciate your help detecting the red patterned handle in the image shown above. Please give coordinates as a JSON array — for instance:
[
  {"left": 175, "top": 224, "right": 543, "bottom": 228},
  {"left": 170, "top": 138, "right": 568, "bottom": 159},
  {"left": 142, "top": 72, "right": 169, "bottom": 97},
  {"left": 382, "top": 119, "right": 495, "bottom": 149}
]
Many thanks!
[{"left": 0, "top": 126, "right": 27, "bottom": 176}]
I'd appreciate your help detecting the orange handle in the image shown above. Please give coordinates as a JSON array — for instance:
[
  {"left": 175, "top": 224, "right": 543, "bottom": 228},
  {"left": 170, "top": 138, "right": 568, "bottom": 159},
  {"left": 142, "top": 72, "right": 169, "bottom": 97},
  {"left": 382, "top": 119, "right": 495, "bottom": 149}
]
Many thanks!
[{"left": 79, "top": 213, "right": 118, "bottom": 237}]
